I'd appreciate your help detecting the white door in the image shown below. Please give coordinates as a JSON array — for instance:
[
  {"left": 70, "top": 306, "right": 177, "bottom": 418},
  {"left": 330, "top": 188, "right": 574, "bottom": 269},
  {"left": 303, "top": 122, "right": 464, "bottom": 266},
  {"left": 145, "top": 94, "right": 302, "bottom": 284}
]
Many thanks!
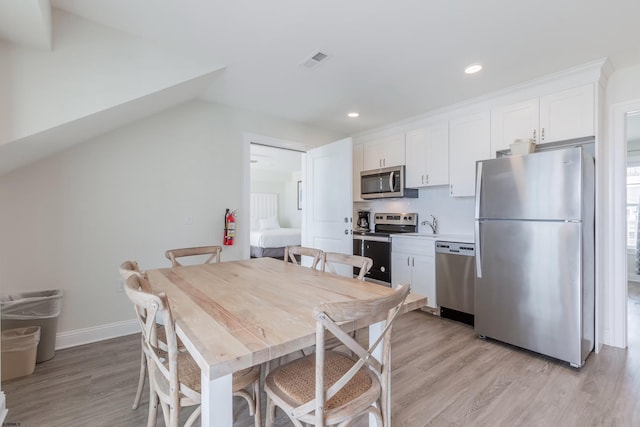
[{"left": 303, "top": 138, "right": 353, "bottom": 273}]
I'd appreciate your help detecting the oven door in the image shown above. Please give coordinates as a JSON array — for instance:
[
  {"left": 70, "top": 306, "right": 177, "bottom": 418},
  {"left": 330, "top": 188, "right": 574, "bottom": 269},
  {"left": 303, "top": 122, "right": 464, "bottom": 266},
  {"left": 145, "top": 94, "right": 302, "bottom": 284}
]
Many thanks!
[{"left": 353, "top": 236, "right": 391, "bottom": 284}]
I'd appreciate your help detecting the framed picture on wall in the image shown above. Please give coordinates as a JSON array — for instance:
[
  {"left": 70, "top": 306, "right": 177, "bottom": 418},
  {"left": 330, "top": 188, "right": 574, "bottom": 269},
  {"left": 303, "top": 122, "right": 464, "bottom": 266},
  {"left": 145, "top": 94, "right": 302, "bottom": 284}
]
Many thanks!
[{"left": 297, "top": 181, "right": 302, "bottom": 210}]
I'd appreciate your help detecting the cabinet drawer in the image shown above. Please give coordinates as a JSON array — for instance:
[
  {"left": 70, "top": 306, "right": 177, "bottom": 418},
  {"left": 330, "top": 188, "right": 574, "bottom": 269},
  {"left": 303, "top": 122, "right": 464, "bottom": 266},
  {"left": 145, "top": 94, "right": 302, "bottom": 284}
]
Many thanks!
[{"left": 392, "top": 237, "right": 435, "bottom": 257}]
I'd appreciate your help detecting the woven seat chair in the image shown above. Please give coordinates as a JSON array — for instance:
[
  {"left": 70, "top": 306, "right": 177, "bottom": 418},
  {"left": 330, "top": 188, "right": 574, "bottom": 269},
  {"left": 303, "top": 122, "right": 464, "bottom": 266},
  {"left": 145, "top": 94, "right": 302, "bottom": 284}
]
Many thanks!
[
  {"left": 124, "top": 274, "right": 262, "bottom": 427},
  {"left": 165, "top": 245, "right": 222, "bottom": 267},
  {"left": 284, "top": 246, "right": 322, "bottom": 269},
  {"left": 320, "top": 252, "right": 373, "bottom": 281},
  {"left": 264, "top": 284, "right": 410, "bottom": 427}
]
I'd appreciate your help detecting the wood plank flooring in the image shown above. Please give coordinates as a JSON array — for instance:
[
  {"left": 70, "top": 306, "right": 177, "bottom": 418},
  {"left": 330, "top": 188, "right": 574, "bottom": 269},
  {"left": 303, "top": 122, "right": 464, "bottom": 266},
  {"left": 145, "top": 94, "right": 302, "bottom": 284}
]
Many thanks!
[{"left": 4, "top": 294, "right": 640, "bottom": 426}]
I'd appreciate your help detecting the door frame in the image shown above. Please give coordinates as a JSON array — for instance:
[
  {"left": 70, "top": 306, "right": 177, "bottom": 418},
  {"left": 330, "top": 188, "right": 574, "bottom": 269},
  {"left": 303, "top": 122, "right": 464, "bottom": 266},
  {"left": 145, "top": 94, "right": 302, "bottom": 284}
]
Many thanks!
[
  {"left": 607, "top": 99, "right": 640, "bottom": 348},
  {"left": 242, "top": 133, "right": 308, "bottom": 260}
]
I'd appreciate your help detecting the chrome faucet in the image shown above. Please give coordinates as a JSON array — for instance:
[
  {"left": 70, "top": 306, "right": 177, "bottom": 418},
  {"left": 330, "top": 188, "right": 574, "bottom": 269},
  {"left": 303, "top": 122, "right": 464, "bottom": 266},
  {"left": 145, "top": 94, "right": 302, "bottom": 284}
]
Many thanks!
[{"left": 421, "top": 215, "right": 438, "bottom": 235}]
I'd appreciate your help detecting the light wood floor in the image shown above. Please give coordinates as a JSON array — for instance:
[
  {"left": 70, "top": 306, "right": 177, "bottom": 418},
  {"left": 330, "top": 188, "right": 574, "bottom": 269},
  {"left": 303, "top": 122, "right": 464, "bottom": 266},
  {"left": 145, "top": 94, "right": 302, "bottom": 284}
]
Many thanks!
[{"left": 4, "top": 291, "right": 640, "bottom": 426}]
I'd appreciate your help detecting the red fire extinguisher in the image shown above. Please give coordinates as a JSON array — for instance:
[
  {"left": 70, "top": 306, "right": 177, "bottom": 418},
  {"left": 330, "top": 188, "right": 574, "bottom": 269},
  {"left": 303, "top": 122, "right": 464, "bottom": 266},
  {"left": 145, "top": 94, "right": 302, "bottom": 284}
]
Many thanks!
[{"left": 223, "top": 209, "right": 235, "bottom": 246}]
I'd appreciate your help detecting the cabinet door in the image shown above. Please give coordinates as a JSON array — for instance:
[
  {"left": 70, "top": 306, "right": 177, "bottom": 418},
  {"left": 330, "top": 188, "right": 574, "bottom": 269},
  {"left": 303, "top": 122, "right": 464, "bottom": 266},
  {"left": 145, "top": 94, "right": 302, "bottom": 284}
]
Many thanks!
[
  {"left": 411, "top": 254, "right": 436, "bottom": 308},
  {"left": 539, "top": 84, "right": 594, "bottom": 143},
  {"left": 363, "top": 133, "right": 406, "bottom": 170},
  {"left": 353, "top": 143, "right": 364, "bottom": 201},
  {"left": 449, "top": 111, "right": 491, "bottom": 197},
  {"left": 490, "top": 98, "right": 539, "bottom": 157},
  {"left": 405, "top": 128, "right": 427, "bottom": 188},
  {"left": 382, "top": 133, "right": 406, "bottom": 168},
  {"left": 363, "top": 139, "right": 384, "bottom": 170},
  {"left": 424, "top": 121, "right": 449, "bottom": 186},
  {"left": 391, "top": 251, "right": 412, "bottom": 287}
]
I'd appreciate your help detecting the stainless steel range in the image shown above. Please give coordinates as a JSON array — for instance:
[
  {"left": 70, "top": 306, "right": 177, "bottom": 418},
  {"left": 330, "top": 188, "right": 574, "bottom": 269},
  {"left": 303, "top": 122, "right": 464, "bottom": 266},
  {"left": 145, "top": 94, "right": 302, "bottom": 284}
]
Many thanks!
[{"left": 353, "top": 212, "right": 417, "bottom": 285}]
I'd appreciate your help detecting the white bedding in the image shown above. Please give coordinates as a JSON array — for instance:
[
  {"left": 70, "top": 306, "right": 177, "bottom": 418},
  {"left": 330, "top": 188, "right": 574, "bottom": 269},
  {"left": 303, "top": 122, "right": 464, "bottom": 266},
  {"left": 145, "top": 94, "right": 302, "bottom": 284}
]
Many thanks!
[{"left": 250, "top": 228, "right": 301, "bottom": 248}]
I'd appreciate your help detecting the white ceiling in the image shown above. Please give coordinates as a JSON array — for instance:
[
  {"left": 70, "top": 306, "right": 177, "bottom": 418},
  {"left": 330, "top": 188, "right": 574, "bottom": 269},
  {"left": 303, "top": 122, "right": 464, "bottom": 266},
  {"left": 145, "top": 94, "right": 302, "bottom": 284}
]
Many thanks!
[
  {"left": 2, "top": 0, "right": 640, "bottom": 175},
  {"left": 48, "top": 0, "right": 640, "bottom": 134}
]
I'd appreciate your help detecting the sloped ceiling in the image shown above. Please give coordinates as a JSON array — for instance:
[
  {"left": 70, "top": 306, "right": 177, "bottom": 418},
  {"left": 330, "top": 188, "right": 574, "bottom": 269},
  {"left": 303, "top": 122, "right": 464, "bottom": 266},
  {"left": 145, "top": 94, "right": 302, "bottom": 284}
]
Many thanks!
[
  {"left": 0, "top": 2, "right": 224, "bottom": 175},
  {"left": 0, "top": 0, "right": 51, "bottom": 50}
]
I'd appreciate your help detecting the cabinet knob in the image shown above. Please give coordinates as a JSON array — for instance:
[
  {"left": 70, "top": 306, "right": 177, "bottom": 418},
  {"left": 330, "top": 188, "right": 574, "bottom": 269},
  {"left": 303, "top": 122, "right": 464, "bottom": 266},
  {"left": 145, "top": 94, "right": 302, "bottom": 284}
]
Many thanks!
[
  {"left": 426, "top": 173, "right": 429, "bottom": 184},
  {"left": 344, "top": 229, "right": 349, "bottom": 235},
  {"left": 541, "top": 128, "right": 545, "bottom": 141},
  {"left": 533, "top": 129, "right": 537, "bottom": 142},
  {"left": 407, "top": 257, "right": 410, "bottom": 266}
]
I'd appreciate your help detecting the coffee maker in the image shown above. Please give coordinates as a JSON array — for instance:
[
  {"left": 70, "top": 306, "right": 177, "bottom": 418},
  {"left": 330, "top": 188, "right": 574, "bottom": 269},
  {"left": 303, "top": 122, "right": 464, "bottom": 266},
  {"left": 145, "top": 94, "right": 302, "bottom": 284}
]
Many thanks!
[{"left": 356, "top": 210, "right": 370, "bottom": 231}]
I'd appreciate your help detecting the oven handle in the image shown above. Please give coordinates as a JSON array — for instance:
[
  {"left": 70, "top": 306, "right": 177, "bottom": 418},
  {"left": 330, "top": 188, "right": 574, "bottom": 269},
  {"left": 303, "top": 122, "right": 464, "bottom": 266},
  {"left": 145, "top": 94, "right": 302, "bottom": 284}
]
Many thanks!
[{"left": 352, "top": 234, "right": 392, "bottom": 243}]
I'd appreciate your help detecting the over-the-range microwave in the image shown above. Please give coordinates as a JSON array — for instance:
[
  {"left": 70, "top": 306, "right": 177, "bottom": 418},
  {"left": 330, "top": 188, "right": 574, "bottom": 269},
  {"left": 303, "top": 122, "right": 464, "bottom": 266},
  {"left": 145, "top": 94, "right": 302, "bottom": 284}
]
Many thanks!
[{"left": 360, "top": 165, "right": 418, "bottom": 200}]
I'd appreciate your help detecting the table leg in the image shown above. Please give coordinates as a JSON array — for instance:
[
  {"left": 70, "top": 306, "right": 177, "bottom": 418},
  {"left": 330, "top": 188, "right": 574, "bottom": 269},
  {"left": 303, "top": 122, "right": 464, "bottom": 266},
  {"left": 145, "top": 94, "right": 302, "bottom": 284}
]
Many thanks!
[
  {"left": 201, "top": 372, "right": 232, "bottom": 426},
  {"left": 369, "top": 320, "right": 385, "bottom": 427}
]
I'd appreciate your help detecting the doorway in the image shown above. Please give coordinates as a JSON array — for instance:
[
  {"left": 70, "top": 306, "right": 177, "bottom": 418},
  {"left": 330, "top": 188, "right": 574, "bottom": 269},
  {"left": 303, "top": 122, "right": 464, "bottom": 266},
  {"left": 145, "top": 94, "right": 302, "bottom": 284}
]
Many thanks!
[
  {"left": 248, "top": 141, "right": 304, "bottom": 260},
  {"left": 626, "top": 111, "right": 640, "bottom": 348}
]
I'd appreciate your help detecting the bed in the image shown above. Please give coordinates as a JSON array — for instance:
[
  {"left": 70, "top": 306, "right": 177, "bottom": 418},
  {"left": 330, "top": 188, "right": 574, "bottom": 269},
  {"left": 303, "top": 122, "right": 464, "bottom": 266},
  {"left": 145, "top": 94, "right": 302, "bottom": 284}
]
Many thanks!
[{"left": 250, "top": 193, "right": 301, "bottom": 259}]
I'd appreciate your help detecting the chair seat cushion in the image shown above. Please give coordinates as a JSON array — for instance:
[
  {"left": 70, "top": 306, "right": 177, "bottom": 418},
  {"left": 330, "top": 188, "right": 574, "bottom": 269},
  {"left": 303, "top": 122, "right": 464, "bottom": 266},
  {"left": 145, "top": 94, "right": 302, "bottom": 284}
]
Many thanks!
[
  {"left": 160, "top": 352, "right": 260, "bottom": 396},
  {"left": 266, "top": 351, "right": 379, "bottom": 411}
]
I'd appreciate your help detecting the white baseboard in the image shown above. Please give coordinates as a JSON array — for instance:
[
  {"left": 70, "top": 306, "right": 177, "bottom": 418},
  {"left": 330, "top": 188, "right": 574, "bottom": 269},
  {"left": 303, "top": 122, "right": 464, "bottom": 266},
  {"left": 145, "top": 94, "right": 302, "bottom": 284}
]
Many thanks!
[{"left": 56, "top": 319, "right": 140, "bottom": 350}]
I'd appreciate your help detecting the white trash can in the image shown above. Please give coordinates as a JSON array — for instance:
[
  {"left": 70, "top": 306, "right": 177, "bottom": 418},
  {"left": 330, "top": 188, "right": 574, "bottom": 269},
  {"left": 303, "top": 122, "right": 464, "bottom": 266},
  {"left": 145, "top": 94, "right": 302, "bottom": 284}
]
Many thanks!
[{"left": 1, "top": 290, "right": 63, "bottom": 362}]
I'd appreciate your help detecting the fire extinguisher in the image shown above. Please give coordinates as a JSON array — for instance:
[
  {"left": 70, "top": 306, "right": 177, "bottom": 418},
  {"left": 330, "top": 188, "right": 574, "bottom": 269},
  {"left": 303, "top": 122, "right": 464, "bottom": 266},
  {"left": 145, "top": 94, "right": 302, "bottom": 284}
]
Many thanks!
[{"left": 223, "top": 209, "right": 236, "bottom": 246}]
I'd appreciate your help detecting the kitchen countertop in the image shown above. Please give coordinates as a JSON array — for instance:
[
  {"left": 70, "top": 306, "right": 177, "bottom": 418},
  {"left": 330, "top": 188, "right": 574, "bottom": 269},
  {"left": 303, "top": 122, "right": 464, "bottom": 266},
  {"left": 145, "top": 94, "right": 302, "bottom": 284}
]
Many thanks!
[{"left": 391, "top": 233, "right": 475, "bottom": 243}]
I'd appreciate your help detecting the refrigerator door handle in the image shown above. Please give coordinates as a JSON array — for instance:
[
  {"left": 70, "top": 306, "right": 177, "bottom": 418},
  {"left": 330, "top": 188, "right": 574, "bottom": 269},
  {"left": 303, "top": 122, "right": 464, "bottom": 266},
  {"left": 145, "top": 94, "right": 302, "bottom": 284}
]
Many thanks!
[
  {"left": 475, "top": 161, "right": 483, "bottom": 219},
  {"left": 475, "top": 220, "right": 482, "bottom": 278}
]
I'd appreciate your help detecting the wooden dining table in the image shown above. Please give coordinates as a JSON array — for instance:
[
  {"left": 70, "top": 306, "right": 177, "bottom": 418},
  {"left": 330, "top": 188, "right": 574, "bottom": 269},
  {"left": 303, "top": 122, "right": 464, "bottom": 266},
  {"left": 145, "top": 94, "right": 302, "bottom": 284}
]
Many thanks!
[{"left": 146, "top": 256, "right": 427, "bottom": 427}]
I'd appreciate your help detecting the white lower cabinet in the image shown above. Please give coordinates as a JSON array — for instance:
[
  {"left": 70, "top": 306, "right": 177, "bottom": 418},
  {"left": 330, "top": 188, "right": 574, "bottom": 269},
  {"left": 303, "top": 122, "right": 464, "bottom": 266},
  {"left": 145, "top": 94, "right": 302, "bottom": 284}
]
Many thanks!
[{"left": 391, "top": 236, "right": 436, "bottom": 308}]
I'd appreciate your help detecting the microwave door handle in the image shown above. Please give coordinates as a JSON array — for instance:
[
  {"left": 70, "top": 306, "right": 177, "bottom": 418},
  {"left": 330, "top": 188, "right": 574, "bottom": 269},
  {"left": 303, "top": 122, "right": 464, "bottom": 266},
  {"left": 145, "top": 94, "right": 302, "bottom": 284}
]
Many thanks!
[{"left": 389, "top": 171, "right": 395, "bottom": 192}]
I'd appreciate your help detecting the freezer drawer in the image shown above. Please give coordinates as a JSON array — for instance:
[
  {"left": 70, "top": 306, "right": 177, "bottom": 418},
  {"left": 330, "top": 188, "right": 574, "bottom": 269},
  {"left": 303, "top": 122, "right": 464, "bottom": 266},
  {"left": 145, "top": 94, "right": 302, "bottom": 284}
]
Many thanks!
[{"left": 474, "top": 219, "right": 592, "bottom": 366}]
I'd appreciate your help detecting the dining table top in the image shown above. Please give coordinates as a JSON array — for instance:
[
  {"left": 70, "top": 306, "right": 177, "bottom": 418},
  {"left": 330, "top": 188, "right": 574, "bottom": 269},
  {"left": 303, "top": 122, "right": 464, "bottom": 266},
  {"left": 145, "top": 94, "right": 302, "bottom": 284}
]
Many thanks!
[{"left": 145, "top": 256, "right": 428, "bottom": 379}]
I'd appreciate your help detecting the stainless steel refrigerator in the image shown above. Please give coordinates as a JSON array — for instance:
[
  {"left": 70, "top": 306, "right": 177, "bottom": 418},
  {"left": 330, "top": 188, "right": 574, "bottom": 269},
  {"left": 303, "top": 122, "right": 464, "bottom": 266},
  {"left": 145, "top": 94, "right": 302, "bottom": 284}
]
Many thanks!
[{"left": 474, "top": 146, "right": 594, "bottom": 367}]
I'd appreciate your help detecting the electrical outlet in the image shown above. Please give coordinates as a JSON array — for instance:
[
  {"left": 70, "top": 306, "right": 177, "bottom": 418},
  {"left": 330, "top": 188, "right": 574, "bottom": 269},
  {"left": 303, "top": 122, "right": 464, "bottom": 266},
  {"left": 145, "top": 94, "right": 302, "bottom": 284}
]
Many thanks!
[{"left": 116, "top": 277, "right": 125, "bottom": 293}]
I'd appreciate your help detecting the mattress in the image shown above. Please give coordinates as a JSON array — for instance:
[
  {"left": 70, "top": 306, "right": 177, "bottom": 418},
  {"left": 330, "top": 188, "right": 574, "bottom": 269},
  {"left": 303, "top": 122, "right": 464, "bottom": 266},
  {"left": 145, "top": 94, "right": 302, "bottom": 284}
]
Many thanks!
[{"left": 249, "top": 228, "right": 301, "bottom": 248}]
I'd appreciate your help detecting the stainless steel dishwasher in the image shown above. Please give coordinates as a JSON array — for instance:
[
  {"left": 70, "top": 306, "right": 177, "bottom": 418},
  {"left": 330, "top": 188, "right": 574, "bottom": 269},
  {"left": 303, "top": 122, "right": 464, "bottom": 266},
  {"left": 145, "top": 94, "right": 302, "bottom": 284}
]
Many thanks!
[{"left": 436, "top": 241, "right": 475, "bottom": 326}]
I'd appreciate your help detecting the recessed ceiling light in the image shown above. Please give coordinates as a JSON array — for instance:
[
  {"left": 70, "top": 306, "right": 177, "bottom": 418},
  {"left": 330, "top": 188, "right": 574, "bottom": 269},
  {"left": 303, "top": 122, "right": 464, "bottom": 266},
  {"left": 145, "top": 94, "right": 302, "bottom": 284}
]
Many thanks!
[
  {"left": 347, "top": 112, "right": 359, "bottom": 118},
  {"left": 465, "top": 64, "right": 483, "bottom": 74}
]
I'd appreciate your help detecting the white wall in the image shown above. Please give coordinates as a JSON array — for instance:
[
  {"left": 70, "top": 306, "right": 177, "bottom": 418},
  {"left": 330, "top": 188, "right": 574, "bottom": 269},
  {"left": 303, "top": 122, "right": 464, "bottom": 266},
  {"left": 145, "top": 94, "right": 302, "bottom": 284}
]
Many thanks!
[
  {"left": 354, "top": 186, "right": 475, "bottom": 236},
  {"left": 607, "top": 64, "right": 640, "bottom": 106},
  {"left": 0, "top": 99, "right": 343, "bottom": 337}
]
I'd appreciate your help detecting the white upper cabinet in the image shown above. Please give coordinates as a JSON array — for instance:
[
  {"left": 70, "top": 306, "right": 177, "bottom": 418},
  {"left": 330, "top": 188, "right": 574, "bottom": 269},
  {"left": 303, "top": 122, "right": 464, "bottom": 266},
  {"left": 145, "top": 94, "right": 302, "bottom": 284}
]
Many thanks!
[
  {"left": 490, "top": 84, "right": 595, "bottom": 157},
  {"left": 405, "top": 121, "right": 449, "bottom": 188},
  {"left": 539, "top": 84, "right": 594, "bottom": 143},
  {"left": 363, "top": 133, "right": 405, "bottom": 170},
  {"left": 491, "top": 98, "right": 539, "bottom": 156},
  {"left": 353, "top": 143, "right": 364, "bottom": 202},
  {"left": 449, "top": 111, "right": 490, "bottom": 197}
]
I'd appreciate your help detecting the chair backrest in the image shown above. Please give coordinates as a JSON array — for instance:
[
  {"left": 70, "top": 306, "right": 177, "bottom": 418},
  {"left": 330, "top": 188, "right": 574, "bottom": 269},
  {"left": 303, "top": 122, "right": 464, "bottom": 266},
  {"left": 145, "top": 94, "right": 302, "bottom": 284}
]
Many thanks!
[
  {"left": 124, "top": 274, "right": 189, "bottom": 419},
  {"left": 292, "top": 284, "right": 410, "bottom": 425},
  {"left": 119, "top": 259, "right": 141, "bottom": 277},
  {"left": 165, "top": 245, "right": 222, "bottom": 267},
  {"left": 283, "top": 246, "right": 322, "bottom": 269},
  {"left": 321, "top": 252, "right": 373, "bottom": 280}
]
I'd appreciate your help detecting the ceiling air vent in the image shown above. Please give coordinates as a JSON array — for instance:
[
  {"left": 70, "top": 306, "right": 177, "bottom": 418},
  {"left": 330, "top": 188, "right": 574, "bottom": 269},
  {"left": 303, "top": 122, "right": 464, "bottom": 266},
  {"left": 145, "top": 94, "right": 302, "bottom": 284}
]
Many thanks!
[{"left": 300, "top": 50, "right": 330, "bottom": 69}]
